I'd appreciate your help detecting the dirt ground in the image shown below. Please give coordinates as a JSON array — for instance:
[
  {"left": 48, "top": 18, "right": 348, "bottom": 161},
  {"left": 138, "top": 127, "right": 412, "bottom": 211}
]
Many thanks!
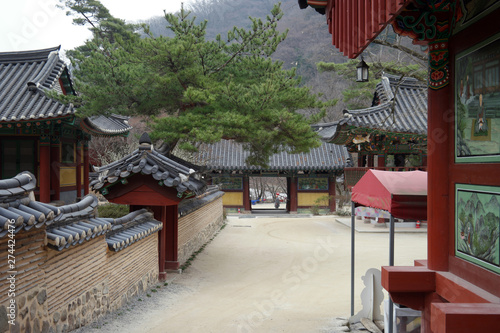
[{"left": 74, "top": 214, "right": 427, "bottom": 333}]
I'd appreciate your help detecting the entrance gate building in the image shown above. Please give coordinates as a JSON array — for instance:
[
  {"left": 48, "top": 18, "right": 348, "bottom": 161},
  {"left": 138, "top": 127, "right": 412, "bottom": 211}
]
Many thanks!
[{"left": 188, "top": 139, "right": 351, "bottom": 214}]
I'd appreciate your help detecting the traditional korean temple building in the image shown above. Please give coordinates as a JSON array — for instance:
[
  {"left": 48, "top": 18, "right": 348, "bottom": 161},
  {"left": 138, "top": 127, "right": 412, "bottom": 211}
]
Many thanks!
[
  {"left": 300, "top": 1, "right": 500, "bottom": 332},
  {"left": 0, "top": 46, "right": 131, "bottom": 204},
  {"left": 314, "top": 74, "right": 428, "bottom": 187},
  {"left": 186, "top": 139, "right": 351, "bottom": 213}
]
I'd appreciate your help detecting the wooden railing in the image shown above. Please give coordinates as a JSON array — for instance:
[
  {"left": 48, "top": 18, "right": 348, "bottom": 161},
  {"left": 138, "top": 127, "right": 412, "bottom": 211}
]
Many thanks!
[{"left": 344, "top": 166, "right": 428, "bottom": 189}]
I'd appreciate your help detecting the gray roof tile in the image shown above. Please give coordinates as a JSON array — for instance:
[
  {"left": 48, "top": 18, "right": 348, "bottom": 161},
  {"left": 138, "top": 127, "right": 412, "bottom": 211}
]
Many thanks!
[
  {"left": 313, "top": 75, "right": 428, "bottom": 141},
  {"left": 82, "top": 114, "right": 132, "bottom": 136},
  {"left": 105, "top": 209, "right": 163, "bottom": 252},
  {"left": 91, "top": 133, "right": 206, "bottom": 196},
  {"left": 0, "top": 46, "right": 131, "bottom": 136},
  {"left": 0, "top": 171, "right": 161, "bottom": 251},
  {"left": 189, "top": 139, "right": 351, "bottom": 172},
  {"left": 0, "top": 46, "right": 75, "bottom": 122}
]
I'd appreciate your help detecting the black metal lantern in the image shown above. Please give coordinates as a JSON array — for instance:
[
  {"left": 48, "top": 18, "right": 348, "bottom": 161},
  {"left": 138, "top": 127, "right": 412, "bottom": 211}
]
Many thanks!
[{"left": 356, "top": 57, "right": 369, "bottom": 82}]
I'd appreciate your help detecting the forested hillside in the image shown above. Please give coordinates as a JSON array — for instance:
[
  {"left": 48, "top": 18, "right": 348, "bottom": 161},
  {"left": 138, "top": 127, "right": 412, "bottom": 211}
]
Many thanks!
[{"left": 141, "top": 0, "right": 425, "bottom": 122}]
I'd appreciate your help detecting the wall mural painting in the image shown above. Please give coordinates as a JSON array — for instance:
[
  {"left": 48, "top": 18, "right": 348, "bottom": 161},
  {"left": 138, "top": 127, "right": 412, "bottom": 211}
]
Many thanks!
[
  {"left": 455, "top": 33, "right": 500, "bottom": 162},
  {"left": 456, "top": 184, "right": 500, "bottom": 274}
]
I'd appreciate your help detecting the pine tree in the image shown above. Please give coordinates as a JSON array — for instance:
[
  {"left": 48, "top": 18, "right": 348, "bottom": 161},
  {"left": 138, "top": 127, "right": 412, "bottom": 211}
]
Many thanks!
[{"left": 59, "top": 0, "right": 331, "bottom": 166}]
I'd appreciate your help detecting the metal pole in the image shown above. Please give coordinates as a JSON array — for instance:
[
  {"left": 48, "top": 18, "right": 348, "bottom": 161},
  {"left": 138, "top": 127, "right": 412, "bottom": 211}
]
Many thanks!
[
  {"left": 388, "top": 213, "right": 395, "bottom": 333},
  {"left": 350, "top": 201, "right": 355, "bottom": 316}
]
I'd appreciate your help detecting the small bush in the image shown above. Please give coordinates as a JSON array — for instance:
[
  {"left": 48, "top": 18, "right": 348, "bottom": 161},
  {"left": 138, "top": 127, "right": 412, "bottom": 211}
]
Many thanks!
[{"left": 97, "top": 203, "right": 130, "bottom": 218}]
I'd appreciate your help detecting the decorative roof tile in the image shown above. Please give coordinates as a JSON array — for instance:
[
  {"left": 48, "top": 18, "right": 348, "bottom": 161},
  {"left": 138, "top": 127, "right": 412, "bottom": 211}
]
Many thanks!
[
  {"left": 91, "top": 133, "right": 206, "bottom": 196},
  {"left": 103, "top": 209, "right": 163, "bottom": 252}
]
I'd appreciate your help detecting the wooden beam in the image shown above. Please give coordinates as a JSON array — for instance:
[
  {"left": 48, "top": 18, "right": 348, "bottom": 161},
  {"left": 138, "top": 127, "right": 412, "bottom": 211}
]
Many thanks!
[
  {"left": 431, "top": 303, "right": 500, "bottom": 333},
  {"left": 381, "top": 266, "right": 435, "bottom": 293}
]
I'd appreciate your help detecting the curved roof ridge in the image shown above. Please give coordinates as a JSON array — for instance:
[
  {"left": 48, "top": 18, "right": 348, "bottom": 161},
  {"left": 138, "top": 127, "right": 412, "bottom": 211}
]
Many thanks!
[
  {"left": 0, "top": 46, "right": 61, "bottom": 64},
  {"left": 27, "top": 51, "right": 61, "bottom": 90}
]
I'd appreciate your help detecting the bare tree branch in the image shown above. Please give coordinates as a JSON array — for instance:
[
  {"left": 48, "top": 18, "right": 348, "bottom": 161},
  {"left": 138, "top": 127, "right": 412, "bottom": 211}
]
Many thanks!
[{"left": 371, "top": 39, "right": 427, "bottom": 62}]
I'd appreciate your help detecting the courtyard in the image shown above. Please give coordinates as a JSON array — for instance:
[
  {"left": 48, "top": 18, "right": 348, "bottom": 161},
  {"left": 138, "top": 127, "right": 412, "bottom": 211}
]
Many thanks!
[{"left": 74, "top": 214, "right": 427, "bottom": 333}]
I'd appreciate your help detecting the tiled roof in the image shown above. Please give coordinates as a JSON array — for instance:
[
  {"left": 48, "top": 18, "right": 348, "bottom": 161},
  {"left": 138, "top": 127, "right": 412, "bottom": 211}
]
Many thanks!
[
  {"left": 0, "top": 46, "right": 75, "bottom": 122},
  {"left": 102, "top": 209, "right": 163, "bottom": 252},
  {"left": 189, "top": 139, "right": 352, "bottom": 172},
  {"left": 90, "top": 133, "right": 206, "bottom": 196},
  {"left": 0, "top": 46, "right": 131, "bottom": 136},
  {"left": 0, "top": 171, "right": 161, "bottom": 251},
  {"left": 81, "top": 114, "right": 132, "bottom": 136},
  {"left": 313, "top": 75, "right": 428, "bottom": 142}
]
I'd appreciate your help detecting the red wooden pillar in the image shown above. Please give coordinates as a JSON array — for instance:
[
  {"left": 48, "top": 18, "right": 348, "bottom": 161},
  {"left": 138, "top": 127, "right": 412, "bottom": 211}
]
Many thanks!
[
  {"left": 367, "top": 155, "right": 374, "bottom": 168},
  {"left": 377, "top": 154, "right": 385, "bottom": 168},
  {"left": 328, "top": 176, "right": 336, "bottom": 213},
  {"left": 289, "top": 176, "right": 298, "bottom": 213},
  {"left": 76, "top": 142, "right": 82, "bottom": 199},
  {"left": 148, "top": 205, "right": 167, "bottom": 280},
  {"left": 165, "top": 205, "right": 179, "bottom": 270},
  {"left": 427, "top": 82, "right": 451, "bottom": 271},
  {"left": 158, "top": 206, "right": 167, "bottom": 280},
  {"left": 421, "top": 154, "right": 428, "bottom": 167},
  {"left": 357, "top": 154, "right": 365, "bottom": 167},
  {"left": 243, "top": 176, "right": 251, "bottom": 212},
  {"left": 50, "top": 137, "right": 60, "bottom": 201},
  {"left": 39, "top": 137, "right": 51, "bottom": 203},
  {"left": 83, "top": 142, "right": 90, "bottom": 195}
]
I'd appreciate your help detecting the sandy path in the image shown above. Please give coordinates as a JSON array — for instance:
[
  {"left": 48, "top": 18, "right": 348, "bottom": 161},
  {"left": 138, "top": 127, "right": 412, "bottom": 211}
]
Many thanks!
[{"left": 73, "top": 215, "right": 426, "bottom": 333}]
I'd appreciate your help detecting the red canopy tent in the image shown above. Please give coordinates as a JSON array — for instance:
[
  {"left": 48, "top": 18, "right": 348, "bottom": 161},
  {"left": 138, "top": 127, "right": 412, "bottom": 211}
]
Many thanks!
[
  {"left": 349, "top": 170, "right": 427, "bottom": 319},
  {"left": 351, "top": 170, "right": 427, "bottom": 220}
]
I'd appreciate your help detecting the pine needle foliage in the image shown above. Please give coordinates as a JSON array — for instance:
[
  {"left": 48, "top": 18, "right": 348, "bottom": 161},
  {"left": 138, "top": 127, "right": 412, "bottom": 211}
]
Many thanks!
[{"left": 59, "top": 0, "right": 330, "bottom": 166}]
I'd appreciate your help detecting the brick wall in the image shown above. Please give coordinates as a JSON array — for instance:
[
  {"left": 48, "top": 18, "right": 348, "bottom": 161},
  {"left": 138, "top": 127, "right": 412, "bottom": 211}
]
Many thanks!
[
  {"left": 107, "top": 233, "right": 159, "bottom": 309},
  {"left": 0, "top": 229, "right": 159, "bottom": 333},
  {"left": 178, "top": 196, "right": 224, "bottom": 265}
]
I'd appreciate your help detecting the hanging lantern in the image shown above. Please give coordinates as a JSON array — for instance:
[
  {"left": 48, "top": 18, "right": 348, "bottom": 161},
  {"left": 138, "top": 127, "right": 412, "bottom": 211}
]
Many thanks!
[{"left": 356, "top": 57, "right": 369, "bottom": 82}]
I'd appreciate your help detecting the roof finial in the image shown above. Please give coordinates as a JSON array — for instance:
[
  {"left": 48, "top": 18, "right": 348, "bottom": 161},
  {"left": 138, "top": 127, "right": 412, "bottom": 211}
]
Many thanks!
[{"left": 139, "top": 132, "right": 152, "bottom": 151}]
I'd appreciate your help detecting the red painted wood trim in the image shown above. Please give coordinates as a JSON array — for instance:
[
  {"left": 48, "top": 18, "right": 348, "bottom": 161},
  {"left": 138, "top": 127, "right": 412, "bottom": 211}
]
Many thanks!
[
  {"left": 165, "top": 205, "right": 178, "bottom": 263},
  {"left": 448, "top": 256, "right": 500, "bottom": 300},
  {"left": 76, "top": 143, "right": 82, "bottom": 198},
  {"left": 435, "top": 271, "right": 500, "bottom": 304},
  {"left": 243, "top": 177, "right": 251, "bottom": 211},
  {"left": 365, "top": 0, "right": 372, "bottom": 46},
  {"left": 289, "top": 177, "right": 298, "bottom": 212},
  {"left": 50, "top": 144, "right": 60, "bottom": 201},
  {"left": 351, "top": 0, "right": 357, "bottom": 56},
  {"left": 165, "top": 261, "right": 180, "bottom": 270},
  {"left": 39, "top": 145, "right": 51, "bottom": 203},
  {"left": 357, "top": 0, "right": 365, "bottom": 50},
  {"left": 377, "top": 155, "right": 385, "bottom": 167},
  {"left": 431, "top": 303, "right": 500, "bottom": 333},
  {"left": 427, "top": 85, "right": 451, "bottom": 271},
  {"left": 83, "top": 146, "right": 89, "bottom": 195},
  {"left": 378, "top": 0, "right": 386, "bottom": 28},
  {"left": 105, "top": 175, "right": 182, "bottom": 205},
  {"left": 328, "top": 177, "right": 336, "bottom": 212},
  {"left": 381, "top": 266, "right": 435, "bottom": 293}
]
